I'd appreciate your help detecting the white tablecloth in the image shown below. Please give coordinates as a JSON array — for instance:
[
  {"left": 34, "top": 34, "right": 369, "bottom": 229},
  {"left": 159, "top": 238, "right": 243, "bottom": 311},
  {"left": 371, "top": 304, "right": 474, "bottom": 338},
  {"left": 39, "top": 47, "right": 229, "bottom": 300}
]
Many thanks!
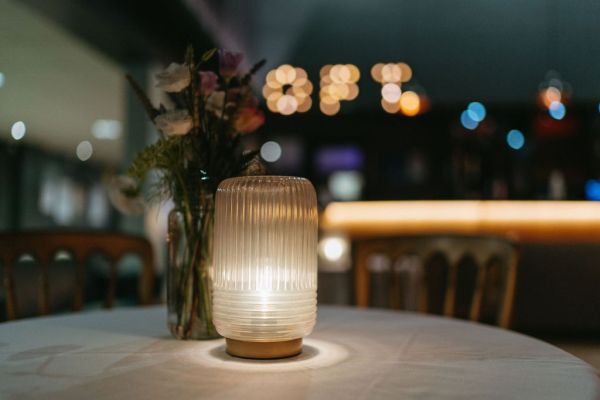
[{"left": 0, "top": 306, "right": 598, "bottom": 399}]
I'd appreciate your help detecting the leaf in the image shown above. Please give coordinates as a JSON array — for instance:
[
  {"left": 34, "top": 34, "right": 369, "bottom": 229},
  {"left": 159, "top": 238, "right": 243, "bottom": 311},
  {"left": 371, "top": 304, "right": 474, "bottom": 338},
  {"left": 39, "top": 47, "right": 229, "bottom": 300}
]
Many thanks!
[
  {"left": 240, "top": 149, "right": 260, "bottom": 165},
  {"left": 127, "top": 137, "right": 182, "bottom": 181},
  {"left": 185, "top": 45, "right": 194, "bottom": 66},
  {"left": 241, "top": 59, "right": 266, "bottom": 85},
  {"left": 201, "top": 48, "right": 217, "bottom": 62},
  {"left": 249, "top": 59, "right": 266, "bottom": 75},
  {"left": 240, "top": 151, "right": 261, "bottom": 172}
]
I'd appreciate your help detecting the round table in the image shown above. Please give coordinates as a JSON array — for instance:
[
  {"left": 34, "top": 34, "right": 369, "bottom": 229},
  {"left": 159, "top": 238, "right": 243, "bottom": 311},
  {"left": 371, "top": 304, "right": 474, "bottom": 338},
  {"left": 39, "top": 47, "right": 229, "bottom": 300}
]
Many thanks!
[{"left": 0, "top": 306, "right": 598, "bottom": 399}]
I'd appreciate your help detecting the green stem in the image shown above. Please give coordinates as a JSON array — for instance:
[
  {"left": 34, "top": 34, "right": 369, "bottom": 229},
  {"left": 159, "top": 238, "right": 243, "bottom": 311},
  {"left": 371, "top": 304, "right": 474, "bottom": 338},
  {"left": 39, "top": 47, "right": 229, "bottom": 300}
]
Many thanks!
[
  {"left": 173, "top": 171, "right": 194, "bottom": 332},
  {"left": 172, "top": 175, "right": 217, "bottom": 338}
]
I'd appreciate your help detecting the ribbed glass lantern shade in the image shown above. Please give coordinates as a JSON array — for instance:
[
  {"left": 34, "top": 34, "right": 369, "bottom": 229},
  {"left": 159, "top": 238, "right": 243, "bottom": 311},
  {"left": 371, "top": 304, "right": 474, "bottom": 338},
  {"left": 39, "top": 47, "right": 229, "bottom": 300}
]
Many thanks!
[{"left": 213, "top": 176, "right": 318, "bottom": 359}]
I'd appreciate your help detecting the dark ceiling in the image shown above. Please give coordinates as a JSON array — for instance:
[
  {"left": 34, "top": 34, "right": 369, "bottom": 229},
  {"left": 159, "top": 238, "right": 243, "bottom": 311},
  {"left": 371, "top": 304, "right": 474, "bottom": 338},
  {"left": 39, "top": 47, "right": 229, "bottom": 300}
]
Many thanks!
[
  {"left": 24, "top": 0, "right": 600, "bottom": 107},
  {"left": 21, "top": 0, "right": 212, "bottom": 64},
  {"left": 192, "top": 0, "right": 600, "bottom": 106}
]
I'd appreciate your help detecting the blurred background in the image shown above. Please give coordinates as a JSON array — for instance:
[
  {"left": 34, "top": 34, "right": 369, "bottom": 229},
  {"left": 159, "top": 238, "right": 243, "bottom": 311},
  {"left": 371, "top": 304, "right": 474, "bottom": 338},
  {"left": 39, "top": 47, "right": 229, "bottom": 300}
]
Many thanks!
[{"left": 1, "top": 0, "right": 599, "bottom": 365}]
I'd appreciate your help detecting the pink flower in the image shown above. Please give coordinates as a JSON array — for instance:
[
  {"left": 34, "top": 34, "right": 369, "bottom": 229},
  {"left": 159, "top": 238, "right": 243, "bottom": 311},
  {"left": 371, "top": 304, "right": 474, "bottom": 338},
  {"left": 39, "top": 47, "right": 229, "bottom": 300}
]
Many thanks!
[
  {"left": 235, "top": 107, "right": 265, "bottom": 134},
  {"left": 218, "top": 49, "right": 243, "bottom": 78},
  {"left": 198, "top": 71, "right": 218, "bottom": 96}
]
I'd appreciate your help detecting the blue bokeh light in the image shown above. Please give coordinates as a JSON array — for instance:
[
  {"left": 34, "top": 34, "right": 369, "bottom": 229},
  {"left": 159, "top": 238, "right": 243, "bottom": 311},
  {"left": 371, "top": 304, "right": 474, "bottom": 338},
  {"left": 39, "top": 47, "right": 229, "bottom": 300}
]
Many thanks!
[
  {"left": 460, "top": 110, "right": 478, "bottom": 130},
  {"left": 585, "top": 179, "right": 600, "bottom": 201},
  {"left": 467, "top": 102, "right": 486, "bottom": 122},
  {"left": 549, "top": 101, "right": 566, "bottom": 120},
  {"left": 506, "top": 129, "right": 525, "bottom": 150}
]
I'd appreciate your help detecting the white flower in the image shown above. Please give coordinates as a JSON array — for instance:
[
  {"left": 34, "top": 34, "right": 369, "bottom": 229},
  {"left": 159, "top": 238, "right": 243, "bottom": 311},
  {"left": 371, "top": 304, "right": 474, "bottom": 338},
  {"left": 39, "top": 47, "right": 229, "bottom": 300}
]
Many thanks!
[
  {"left": 106, "top": 175, "right": 145, "bottom": 215},
  {"left": 154, "top": 110, "right": 193, "bottom": 136},
  {"left": 155, "top": 63, "right": 191, "bottom": 92},
  {"left": 205, "top": 91, "right": 228, "bottom": 118}
]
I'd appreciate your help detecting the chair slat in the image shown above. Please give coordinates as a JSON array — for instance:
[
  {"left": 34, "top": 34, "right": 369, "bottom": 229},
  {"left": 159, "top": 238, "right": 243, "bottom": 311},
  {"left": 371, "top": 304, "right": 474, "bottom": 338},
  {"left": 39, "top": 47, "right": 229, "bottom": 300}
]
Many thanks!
[
  {"left": 4, "top": 258, "right": 17, "bottom": 321},
  {"left": 355, "top": 243, "right": 371, "bottom": 307},
  {"left": 104, "top": 259, "right": 118, "bottom": 309},
  {"left": 443, "top": 261, "right": 458, "bottom": 317},
  {"left": 470, "top": 263, "right": 488, "bottom": 322},
  {"left": 355, "top": 235, "right": 519, "bottom": 328},
  {"left": 499, "top": 250, "right": 520, "bottom": 328},
  {"left": 38, "top": 255, "right": 51, "bottom": 315},
  {"left": 0, "top": 232, "right": 155, "bottom": 321},
  {"left": 73, "top": 253, "right": 87, "bottom": 312},
  {"left": 139, "top": 251, "right": 154, "bottom": 305}
]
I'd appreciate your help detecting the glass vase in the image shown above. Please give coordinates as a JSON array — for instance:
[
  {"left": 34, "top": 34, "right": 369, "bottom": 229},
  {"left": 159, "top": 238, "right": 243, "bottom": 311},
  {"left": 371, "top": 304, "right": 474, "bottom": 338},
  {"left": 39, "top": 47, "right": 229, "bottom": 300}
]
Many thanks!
[{"left": 166, "top": 195, "right": 220, "bottom": 340}]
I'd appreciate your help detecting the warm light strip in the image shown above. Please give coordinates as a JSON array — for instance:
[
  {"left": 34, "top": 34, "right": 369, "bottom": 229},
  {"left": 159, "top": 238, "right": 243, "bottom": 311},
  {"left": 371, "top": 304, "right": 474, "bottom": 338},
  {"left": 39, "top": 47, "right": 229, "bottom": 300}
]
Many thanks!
[{"left": 321, "top": 201, "right": 600, "bottom": 242}]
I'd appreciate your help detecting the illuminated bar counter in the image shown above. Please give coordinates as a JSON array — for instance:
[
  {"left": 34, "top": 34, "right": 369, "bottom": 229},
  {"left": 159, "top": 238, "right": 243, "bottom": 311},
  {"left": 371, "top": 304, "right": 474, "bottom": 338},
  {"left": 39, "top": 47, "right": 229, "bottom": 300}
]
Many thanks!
[{"left": 321, "top": 201, "right": 600, "bottom": 243}]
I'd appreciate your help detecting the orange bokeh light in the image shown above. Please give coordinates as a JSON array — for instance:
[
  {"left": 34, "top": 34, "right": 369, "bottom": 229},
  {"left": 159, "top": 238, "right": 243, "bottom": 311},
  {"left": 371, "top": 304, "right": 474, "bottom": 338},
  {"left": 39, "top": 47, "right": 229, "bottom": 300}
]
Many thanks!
[{"left": 399, "top": 91, "right": 420, "bottom": 116}]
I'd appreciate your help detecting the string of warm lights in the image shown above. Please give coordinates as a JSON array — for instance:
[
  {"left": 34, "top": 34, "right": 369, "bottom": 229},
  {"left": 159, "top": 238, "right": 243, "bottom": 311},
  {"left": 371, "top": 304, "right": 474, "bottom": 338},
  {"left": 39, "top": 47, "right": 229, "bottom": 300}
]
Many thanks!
[
  {"left": 263, "top": 62, "right": 428, "bottom": 116},
  {"left": 263, "top": 64, "right": 313, "bottom": 115},
  {"left": 371, "top": 62, "right": 425, "bottom": 116},
  {"left": 319, "top": 64, "right": 360, "bottom": 116}
]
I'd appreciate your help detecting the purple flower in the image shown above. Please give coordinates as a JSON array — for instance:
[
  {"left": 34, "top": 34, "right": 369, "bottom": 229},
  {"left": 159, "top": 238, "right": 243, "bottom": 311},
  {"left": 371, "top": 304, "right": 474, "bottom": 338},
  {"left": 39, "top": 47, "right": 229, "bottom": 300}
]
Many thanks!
[
  {"left": 198, "top": 71, "right": 218, "bottom": 96},
  {"left": 218, "top": 49, "right": 243, "bottom": 78}
]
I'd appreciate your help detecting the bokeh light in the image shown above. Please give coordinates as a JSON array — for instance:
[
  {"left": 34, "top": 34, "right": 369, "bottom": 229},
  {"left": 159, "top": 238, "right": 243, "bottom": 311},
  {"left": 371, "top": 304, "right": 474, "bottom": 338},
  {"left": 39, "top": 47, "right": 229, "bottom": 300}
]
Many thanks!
[
  {"left": 541, "top": 87, "right": 562, "bottom": 108},
  {"left": 319, "top": 64, "right": 360, "bottom": 116},
  {"left": 0, "top": 72, "right": 5, "bottom": 88},
  {"left": 372, "top": 62, "right": 418, "bottom": 114},
  {"left": 370, "top": 63, "right": 384, "bottom": 82},
  {"left": 76, "top": 140, "right": 93, "bottom": 161},
  {"left": 399, "top": 91, "right": 421, "bottom": 116},
  {"left": 328, "top": 170, "right": 364, "bottom": 200},
  {"left": 276, "top": 94, "right": 298, "bottom": 115},
  {"left": 460, "top": 110, "right": 478, "bottom": 130},
  {"left": 92, "top": 119, "right": 122, "bottom": 140},
  {"left": 381, "top": 64, "right": 401, "bottom": 83},
  {"left": 585, "top": 179, "right": 600, "bottom": 201},
  {"left": 537, "top": 71, "right": 571, "bottom": 111},
  {"left": 320, "top": 100, "right": 341, "bottom": 116},
  {"left": 320, "top": 237, "right": 345, "bottom": 262},
  {"left": 260, "top": 141, "right": 282, "bottom": 163},
  {"left": 506, "top": 129, "right": 525, "bottom": 150},
  {"left": 263, "top": 65, "right": 312, "bottom": 114},
  {"left": 381, "top": 99, "right": 399, "bottom": 114},
  {"left": 548, "top": 101, "right": 566, "bottom": 120},
  {"left": 381, "top": 83, "right": 401, "bottom": 103},
  {"left": 398, "top": 63, "right": 412, "bottom": 82},
  {"left": 275, "top": 64, "right": 296, "bottom": 84},
  {"left": 10, "top": 121, "right": 26, "bottom": 140},
  {"left": 467, "top": 102, "right": 486, "bottom": 122}
]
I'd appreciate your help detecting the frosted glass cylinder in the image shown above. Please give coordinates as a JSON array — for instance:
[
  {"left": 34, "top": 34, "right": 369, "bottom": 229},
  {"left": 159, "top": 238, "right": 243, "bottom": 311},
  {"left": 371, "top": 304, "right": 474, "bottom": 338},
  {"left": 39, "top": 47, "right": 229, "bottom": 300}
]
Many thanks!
[{"left": 213, "top": 176, "right": 318, "bottom": 358}]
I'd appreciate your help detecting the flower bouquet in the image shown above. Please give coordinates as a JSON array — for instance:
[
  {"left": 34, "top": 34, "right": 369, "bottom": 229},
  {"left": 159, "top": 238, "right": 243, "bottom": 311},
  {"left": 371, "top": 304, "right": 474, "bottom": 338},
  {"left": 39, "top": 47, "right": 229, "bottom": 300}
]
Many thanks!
[{"left": 124, "top": 47, "right": 265, "bottom": 339}]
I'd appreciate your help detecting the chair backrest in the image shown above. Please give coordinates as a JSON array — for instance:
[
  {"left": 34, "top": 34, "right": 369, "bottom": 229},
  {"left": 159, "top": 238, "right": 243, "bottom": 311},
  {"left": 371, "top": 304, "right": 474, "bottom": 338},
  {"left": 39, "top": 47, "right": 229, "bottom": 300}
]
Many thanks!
[
  {"left": 355, "top": 235, "right": 519, "bottom": 328},
  {"left": 0, "top": 231, "right": 155, "bottom": 320}
]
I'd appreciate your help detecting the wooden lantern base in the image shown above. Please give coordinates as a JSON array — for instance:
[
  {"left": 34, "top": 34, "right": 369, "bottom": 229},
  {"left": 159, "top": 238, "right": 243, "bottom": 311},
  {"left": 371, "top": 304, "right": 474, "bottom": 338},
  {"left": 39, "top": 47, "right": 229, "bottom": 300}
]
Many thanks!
[{"left": 225, "top": 338, "right": 303, "bottom": 359}]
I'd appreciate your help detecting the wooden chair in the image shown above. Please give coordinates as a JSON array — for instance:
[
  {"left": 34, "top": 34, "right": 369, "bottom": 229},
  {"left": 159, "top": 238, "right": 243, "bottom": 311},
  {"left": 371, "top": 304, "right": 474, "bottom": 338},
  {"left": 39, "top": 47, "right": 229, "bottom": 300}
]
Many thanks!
[
  {"left": 0, "top": 231, "right": 155, "bottom": 321},
  {"left": 355, "top": 235, "right": 519, "bottom": 328}
]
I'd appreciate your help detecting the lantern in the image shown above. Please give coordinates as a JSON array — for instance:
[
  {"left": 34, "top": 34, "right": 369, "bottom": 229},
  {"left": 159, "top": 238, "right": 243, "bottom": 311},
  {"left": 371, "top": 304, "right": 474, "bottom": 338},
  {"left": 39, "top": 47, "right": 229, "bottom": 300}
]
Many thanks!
[{"left": 213, "top": 176, "right": 318, "bottom": 359}]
